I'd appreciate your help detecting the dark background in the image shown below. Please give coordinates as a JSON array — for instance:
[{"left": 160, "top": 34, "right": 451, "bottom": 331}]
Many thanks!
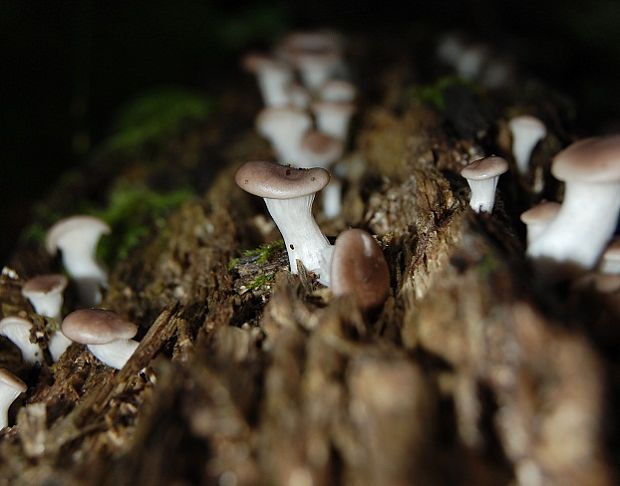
[{"left": 2, "top": 0, "right": 619, "bottom": 261}]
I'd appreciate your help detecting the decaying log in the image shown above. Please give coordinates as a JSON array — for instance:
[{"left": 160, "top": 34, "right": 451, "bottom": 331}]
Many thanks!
[{"left": 0, "top": 46, "right": 617, "bottom": 486}]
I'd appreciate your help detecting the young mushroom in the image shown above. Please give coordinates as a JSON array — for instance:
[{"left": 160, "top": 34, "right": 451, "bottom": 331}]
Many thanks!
[
  {"left": 61, "top": 309, "right": 139, "bottom": 370},
  {"left": 46, "top": 215, "right": 110, "bottom": 306},
  {"left": 330, "top": 229, "right": 390, "bottom": 311},
  {"left": 0, "top": 369, "right": 27, "bottom": 429},
  {"left": 520, "top": 201, "right": 561, "bottom": 246},
  {"left": 235, "top": 161, "right": 332, "bottom": 282},
  {"left": 312, "top": 101, "right": 356, "bottom": 142},
  {"left": 297, "top": 130, "right": 344, "bottom": 169},
  {"left": 21, "top": 274, "right": 72, "bottom": 362},
  {"left": 241, "top": 53, "right": 293, "bottom": 107},
  {"left": 461, "top": 156, "right": 508, "bottom": 213},
  {"left": 527, "top": 135, "right": 620, "bottom": 271},
  {"left": 508, "top": 115, "right": 547, "bottom": 175},
  {"left": 0, "top": 317, "right": 42, "bottom": 364},
  {"left": 256, "top": 107, "right": 312, "bottom": 164},
  {"left": 320, "top": 79, "right": 356, "bottom": 103}
]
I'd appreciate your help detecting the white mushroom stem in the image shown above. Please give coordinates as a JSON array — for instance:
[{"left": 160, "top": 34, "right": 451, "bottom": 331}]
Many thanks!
[
  {"left": 466, "top": 177, "right": 501, "bottom": 213},
  {"left": 256, "top": 64, "right": 293, "bottom": 107},
  {"left": 26, "top": 294, "right": 63, "bottom": 321},
  {"left": 297, "top": 57, "right": 339, "bottom": 91},
  {"left": 49, "top": 331, "right": 72, "bottom": 362},
  {"left": 0, "top": 319, "right": 42, "bottom": 364},
  {"left": 60, "top": 244, "right": 107, "bottom": 307},
  {"left": 314, "top": 107, "right": 353, "bottom": 141},
  {"left": 509, "top": 118, "right": 546, "bottom": 174},
  {"left": 322, "top": 179, "right": 343, "bottom": 219},
  {"left": 88, "top": 339, "right": 139, "bottom": 370},
  {"left": 0, "top": 386, "right": 23, "bottom": 429},
  {"left": 527, "top": 182, "right": 620, "bottom": 268},
  {"left": 263, "top": 195, "right": 331, "bottom": 280}
]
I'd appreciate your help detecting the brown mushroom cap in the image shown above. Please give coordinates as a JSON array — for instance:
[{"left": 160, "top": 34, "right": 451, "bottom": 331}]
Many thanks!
[
  {"left": 520, "top": 201, "right": 561, "bottom": 225},
  {"left": 61, "top": 309, "right": 137, "bottom": 345},
  {"left": 552, "top": 135, "right": 620, "bottom": 183},
  {"left": 22, "top": 274, "right": 68, "bottom": 296},
  {"left": 0, "top": 368, "right": 26, "bottom": 393},
  {"left": 461, "top": 156, "right": 509, "bottom": 180},
  {"left": 299, "top": 131, "right": 343, "bottom": 164},
  {"left": 330, "top": 229, "right": 390, "bottom": 311},
  {"left": 46, "top": 216, "right": 110, "bottom": 254},
  {"left": 240, "top": 53, "right": 286, "bottom": 73},
  {"left": 235, "top": 161, "right": 330, "bottom": 199}
]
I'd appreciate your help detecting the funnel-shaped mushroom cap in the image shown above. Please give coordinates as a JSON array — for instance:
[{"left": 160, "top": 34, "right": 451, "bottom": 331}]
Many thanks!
[
  {"left": 312, "top": 100, "right": 356, "bottom": 117},
  {"left": 0, "top": 369, "right": 26, "bottom": 394},
  {"left": 461, "top": 156, "right": 508, "bottom": 180},
  {"left": 552, "top": 135, "right": 620, "bottom": 182},
  {"left": 235, "top": 161, "right": 330, "bottom": 199},
  {"left": 256, "top": 107, "right": 311, "bottom": 139},
  {"left": 299, "top": 131, "right": 344, "bottom": 167},
  {"left": 45, "top": 216, "right": 110, "bottom": 255},
  {"left": 241, "top": 53, "right": 286, "bottom": 73},
  {"left": 330, "top": 229, "right": 390, "bottom": 311},
  {"left": 22, "top": 274, "right": 68, "bottom": 298},
  {"left": 520, "top": 201, "right": 561, "bottom": 225},
  {"left": 320, "top": 80, "right": 356, "bottom": 103},
  {"left": 62, "top": 309, "right": 137, "bottom": 345}
]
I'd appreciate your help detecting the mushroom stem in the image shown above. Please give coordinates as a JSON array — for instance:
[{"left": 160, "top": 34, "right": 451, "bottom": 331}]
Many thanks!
[
  {"left": 467, "top": 177, "right": 501, "bottom": 213},
  {"left": 322, "top": 179, "right": 343, "bottom": 219},
  {"left": 88, "top": 339, "right": 139, "bottom": 370},
  {"left": 256, "top": 65, "right": 292, "bottom": 107},
  {"left": 48, "top": 331, "right": 72, "bottom": 362},
  {"left": 527, "top": 182, "right": 620, "bottom": 268},
  {"left": 264, "top": 195, "right": 331, "bottom": 279},
  {"left": 0, "top": 387, "right": 22, "bottom": 429}
]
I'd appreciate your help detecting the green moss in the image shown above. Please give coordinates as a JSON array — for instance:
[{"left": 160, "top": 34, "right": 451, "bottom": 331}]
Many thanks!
[
  {"left": 242, "top": 240, "right": 285, "bottom": 265},
  {"left": 247, "top": 272, "right": 275, "bottom": 290},
  {"left": 478, "top": 253, "right": 498, "bottom": 278},
  {"left": 408, "top": 76, "right": 479, "bottom": 110},
  {"left": 105, "top": 87, "right": 213, "bottom": 153}
]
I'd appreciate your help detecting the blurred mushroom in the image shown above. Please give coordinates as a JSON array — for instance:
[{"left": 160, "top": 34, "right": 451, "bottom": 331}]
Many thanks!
[
  {"left": 599, "top": 238, "right": 620, "bottom": 274},
  {"left": 256, "top": 106, "right": 312, "bottom": 164},
  {"left": 508, "top": 115, "right": 547, "bottom": 175},
  {"left": 312, "top": 101, "right": 356, "bottom": 141},
  {"left": 461, "top": 156, "right": 508, "bottom": 213},
  {"left": 241, "top": 53, "right": 293, "bottom": 107},
  {"left": 0, "top": 317, "right": 42, "bottom": 365},
  {"left": 0, "top": 369, "right": 26, "bottom": 429},
  {"left": 61, "top": 309, "right": 139, "bottom": 370},
  {"left": 298, "top": 130, "right": 344, "bottom": 168},
  {"left": 46, "top": 215, "right": 110, "bottom": 306},
  {"left": 520, "top": 201, "right": 561, "bottom": 246},
  {"left": 320, "top": 79, "right": 356, "bottom": 103}
]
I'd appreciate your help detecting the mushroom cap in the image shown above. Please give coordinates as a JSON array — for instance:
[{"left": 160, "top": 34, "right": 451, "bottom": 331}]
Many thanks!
[
  {"left": 520, "top": 201, "right": 561, "bottom": 225},
  {"left": 461, "top": 156, "right": 509, "bottom": 180},
  {"left": 299, "top": 131, "right": 344, "bottom": 166},
  {"left": 0, "top": 368, "right": 26, "bottom": 393},
  {"left": 61, "top": 309, "right": 137, "bottom": 345},
  {"left": 330, "top": 229, "right": 390, "bottom": 311},
  {"left": 0, "top": 316, "right": 33, "bottom": 333},
  {"left": 22, "top": 274, "right": 68, "bottom": 297},
  {"left": 320, "top": 80, "right": 356, "bottom": 103},
  {"left": 46, "top": 216, "right": 110, "bottom": 255},
  {"left": 312, "top": 101, "right": 356, "bottom": 116},
  {"left": 508, "top": 115, "right": 546, "bottom": 133},
  {"left": 256, "top": 107, "right": 311, "bottom": 138},
  {"left": 552, "top": 135, "right": 620, "bottom": 183},
  {"left": 235, "top": 161, "right": 330, "bottom": 199},
  {"left": 241, "top": 53, "right": 286, "bottom": 73}
]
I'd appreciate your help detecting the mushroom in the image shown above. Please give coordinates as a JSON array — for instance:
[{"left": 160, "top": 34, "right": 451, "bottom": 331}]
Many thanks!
[
  {"left": 21, "top": 274, "right": 72, "bottom": 362},
  {"left": 276, "top": 30, "right": 344, "bottom": 65},
  {"left": 0, "top": 369, "right": 26, "bottom": 429},
  {"left": 61, "top": 309, "right": 139, "bottom": 370},
  {"left": 46, "top": 215, "right": 110, "bottom": 306},
  {"left": 330, "top": 229, "right": 390, "bottom": 311},
  {"left": 322, "top": 179, "right": 343, "bottom": 219},
  {"left": 508, "top": 115, "right": 547, "bottom": 174},
  {"left": 298, "top": 130, "right": 344, "bottom": 169},
  {"left": 527, "top": 135, "right": 620, "bottom": 270},
  {"left": 311, "top": 101, "right": 356, "bottom": 142},
  {"left": 456, "top": 43, "right": 490, "bottom": 81},
  {"left": 235, "top": 161, "right": 332, "bottom": 282},
  {"left": 0, "top": 317, "right": 42, "bottom": 364},
  {"left": 256, "top": 107, "right": 312, "bottom": 163},
  {"left": 461, "top": 156, "right": 508, "bottom": 213},
  {"left": 241, "top": 53, "right": 293, "bottom": 107},
  {"left": 600, "top": 238, "right": 620, "bottom": 274},
  {"left": 21, "top": 274, "right": 67, "bottom": 321},
  {"left": 320, "top": 80, "right": 356, "bottom": 103},
  {"left": 286, "top": 82, "right": 310, "bottom": 110},
  {"left": 520, "top": 201, "right": 561, "bottom": 246}
]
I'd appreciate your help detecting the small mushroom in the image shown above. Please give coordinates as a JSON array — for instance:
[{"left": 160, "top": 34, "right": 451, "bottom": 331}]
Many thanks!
[
  {"left": 456, "top": 43, "right": 490, "bottom": 81},
  {"left": 286, "top": 82, "right": 311, "bottom": 110},
  {"left": 235, "top": 161, "right": 332, "bottom": 282},
  {"left": 241, "top": 53, "right": 293, "bottom": 107},
  {"left": 520, "top": 201, "right": 561, "bottom": 246},
  {"left": 298, "top": 130, "right": 344, "bottom": 168},
  {"left": 290, "top": 49, "right": 343, "bottom": 91},
  {"left": 276, "top": 30, "right": 344, "bottom": 65},
  {"left": 61, "top": 309, "right": 139, "bottom": 370},
  {"left": 322, "top": 179, "right": 343, "bottom": 219},
  {"left": 21, "top": 274, "right": 72, "bottom": 362},
  {"left": 508, "top": 115, "right": 547, "bottom": 175},
  {"left": 256, "top": 107, "right": 312, "bottom": 163},
  {"left": 0, "top": 369, "right": 26, "bottom": 429},
  {"left": 461, "top": 156, "right": 508, "bottom": 213},
  {"left": 46, "top": 215, "right": 110, "bottom": 306},
  {"left": 312, "top": 101, "right": 356, "bottom": 142},
  {"left": 330, "top": 229, "right": 390, "bottom": 311},
  {"left": 0, "top": 317, "right": 42, "bottom": 364},
  {"left": 599, "top": 238, "right": 620, "bottom": 275},
  {"left": 21, "top": 274, "right": 67, "bottom": 321},
  {"left": 320, "top": 80, "right": 356, "bottom": 103},
  {"left": 527, "top": 135, "right": 620, "bottom": 270}
]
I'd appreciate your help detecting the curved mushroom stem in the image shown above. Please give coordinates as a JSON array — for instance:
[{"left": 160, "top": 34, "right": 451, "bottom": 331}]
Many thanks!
[
  {"left": 527, "top": 182, "right": 620, "bottom": 269},
  {"left": 49, "top": 331, "right": 72, "bottom": 362},
  {"left": 264, "top": 195, "right": 331, "bottom": 281},
  {"left": 0, "top": 388, "right": 22, "bottom": 429},
  {"left": 87, "top": 339, "right": 139, "bottom": 370},
  {"left": 256, "top": 65, "right": 292, "bottom": 107}
]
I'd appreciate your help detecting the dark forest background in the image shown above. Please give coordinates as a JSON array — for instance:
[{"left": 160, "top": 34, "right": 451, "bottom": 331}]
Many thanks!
[{"left": 2, "top": 0, "right": 619, "bottom": 261}]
